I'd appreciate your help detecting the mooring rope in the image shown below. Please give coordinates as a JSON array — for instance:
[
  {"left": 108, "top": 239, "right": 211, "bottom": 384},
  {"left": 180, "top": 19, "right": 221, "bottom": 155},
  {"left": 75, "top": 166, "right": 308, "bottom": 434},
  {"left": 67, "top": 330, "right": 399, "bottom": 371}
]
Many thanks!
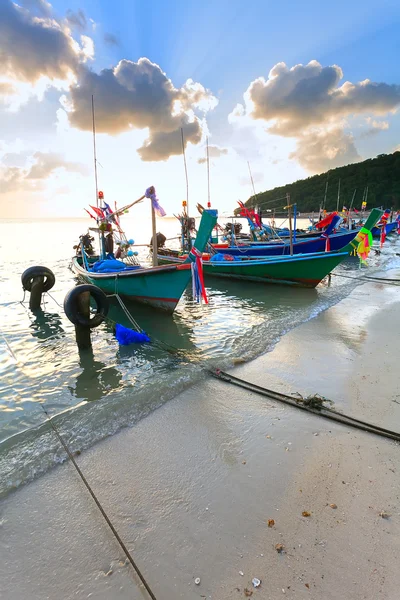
[
  {"left": 329, "top": 272, "right": 400, "bottom": 286},
  {"left": 1, "top": 333, "right": 158, "bottom": 600},
  {"left": 209, "top": 369, "right": 400, "bottom": 443}
]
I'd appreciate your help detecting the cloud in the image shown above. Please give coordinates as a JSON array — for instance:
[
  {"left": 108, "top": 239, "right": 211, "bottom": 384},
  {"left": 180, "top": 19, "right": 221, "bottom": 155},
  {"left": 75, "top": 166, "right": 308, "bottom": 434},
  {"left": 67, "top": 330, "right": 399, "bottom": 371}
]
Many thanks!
[
  {"left": 0, "top": 82, "right": 16, "bottom": 95},
  {"left": 0, "top": 151, "right": 87, "bottom": 193},
  {"left": 65, "top": 9, "right": 87, "bottom": 31},
  {"left": 232, "top": 60, "right": 400, "bottom": 172},
  {"left": 360, "top": 117, "right": 389, "bottom": 138},
  {"left": 19, "top": 0, "right": 52, "bottom": 17},
  {"left": 197, "top": 144, "right": 228, "bottom": 164},
  {"left": 103, "top": 33, "right": 119, "bottom": 47},
  {"left": 234, "top": 60, "right": 400, "bottom": 136},
  {"left": 0, "top": 0, "right": 92, "bottom": 83},
  {"left": 67, "top": 58, "right": 218, "bottom": 161},
  {"left": 290, "top": 128, "right": 361, "bottom": 172}
]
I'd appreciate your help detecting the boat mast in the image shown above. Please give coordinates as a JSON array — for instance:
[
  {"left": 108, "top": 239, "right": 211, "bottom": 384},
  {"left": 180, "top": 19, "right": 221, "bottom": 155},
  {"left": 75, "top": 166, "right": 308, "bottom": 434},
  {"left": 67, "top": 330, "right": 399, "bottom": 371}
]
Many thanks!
[
  {"left": 286, "top": 193, "right": 293, "bottom": 255},
  {"left": 206, "top": 136, "right": 211, "bottom": 208},
  {"left": 336, "top": 179, "right": 341, "bottom": 212},
  {"left": 349, "top": 189, "right": 356, "bottom": 230},
  {"left": 181, "top": 128, "right": 191, "bottom": 250},
  {"left": 91, "top": 95, "right": 103, "bottom": 257},
  {"left": 151, "top": 197, "right": 158, "bottom": 267},
  {"left": 323, "top": 180, "right": 328, "bottom": 212}
]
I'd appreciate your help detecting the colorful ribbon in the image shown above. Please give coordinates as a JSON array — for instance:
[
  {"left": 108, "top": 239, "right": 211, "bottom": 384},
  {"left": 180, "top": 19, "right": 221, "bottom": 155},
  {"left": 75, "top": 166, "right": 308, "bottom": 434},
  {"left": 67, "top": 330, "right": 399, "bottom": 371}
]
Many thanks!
[
  {"left": 189, "top": 247, "right": 208, "bottom": 304},
  {"left": 145, "top": 186, "right": 166, "bottom": 217},
  {"left": 354, "top": 227, "right": 373, "bottom": 263}
]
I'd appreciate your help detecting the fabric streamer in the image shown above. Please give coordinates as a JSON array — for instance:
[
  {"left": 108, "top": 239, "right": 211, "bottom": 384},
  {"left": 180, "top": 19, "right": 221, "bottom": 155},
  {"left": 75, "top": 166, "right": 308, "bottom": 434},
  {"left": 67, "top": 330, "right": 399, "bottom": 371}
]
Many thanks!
[
  {"left": 189, "top": 247, "right": 208, "bottom": 303},
  {"left": 315, "top": 211, "right": 338, "bottom": 230},
  {"left": 321, "top": 231, "right": 331, "bottom": 252},
  {"left": 355, "top": 227, "right": 373, "bottom": 263},
  {"left": 145, "top": 186, "right": 166, "bottom": 217},
  {"left": 115, "top": 323, "right": 150, "bottom": 345},
  {"left": 380, "top": 224, "right": 387, "bottom": 248}
]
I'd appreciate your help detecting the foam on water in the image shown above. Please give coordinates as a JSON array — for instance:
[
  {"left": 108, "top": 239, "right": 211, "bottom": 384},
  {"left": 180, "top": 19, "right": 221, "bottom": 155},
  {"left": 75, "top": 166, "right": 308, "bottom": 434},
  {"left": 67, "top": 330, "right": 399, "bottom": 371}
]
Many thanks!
[{"left": 1, "top": 217, "right": 400, "bottom": 497}]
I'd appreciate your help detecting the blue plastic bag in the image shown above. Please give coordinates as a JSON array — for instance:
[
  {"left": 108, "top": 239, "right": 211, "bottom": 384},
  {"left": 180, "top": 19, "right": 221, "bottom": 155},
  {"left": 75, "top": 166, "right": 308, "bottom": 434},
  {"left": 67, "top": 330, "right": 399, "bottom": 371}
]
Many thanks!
[{"left": 115, "top": 323, "right": 150, "bottom": 345}]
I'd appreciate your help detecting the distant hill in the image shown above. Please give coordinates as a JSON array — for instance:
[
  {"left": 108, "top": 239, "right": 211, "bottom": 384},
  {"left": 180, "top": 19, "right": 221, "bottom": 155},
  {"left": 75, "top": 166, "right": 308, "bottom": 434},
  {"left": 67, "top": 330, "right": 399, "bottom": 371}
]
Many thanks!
[{"left": 241, "top": 151, "right": 400, "bottom": 214}]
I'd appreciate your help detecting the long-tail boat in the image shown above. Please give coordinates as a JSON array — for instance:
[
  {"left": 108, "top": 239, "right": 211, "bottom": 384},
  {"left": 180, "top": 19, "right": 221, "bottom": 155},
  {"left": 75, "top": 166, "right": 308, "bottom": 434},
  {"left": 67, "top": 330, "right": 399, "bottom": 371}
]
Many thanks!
[
  {"left": 71, "top": 196, "right": 217, "bottom": 313},
  {"left": 157, "top": 209, "right": 382, "bottom": 289}
]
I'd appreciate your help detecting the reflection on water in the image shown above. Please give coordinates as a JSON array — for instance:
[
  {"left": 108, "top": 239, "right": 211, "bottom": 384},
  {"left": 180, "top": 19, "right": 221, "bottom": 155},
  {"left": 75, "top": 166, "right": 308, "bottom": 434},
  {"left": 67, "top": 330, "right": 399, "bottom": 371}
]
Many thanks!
[
  {"left": 69, "top": 349, "right": 122, "bottom": 403},
  {"left": 29, "top": 310, "right": 65, "bottom": 342}
]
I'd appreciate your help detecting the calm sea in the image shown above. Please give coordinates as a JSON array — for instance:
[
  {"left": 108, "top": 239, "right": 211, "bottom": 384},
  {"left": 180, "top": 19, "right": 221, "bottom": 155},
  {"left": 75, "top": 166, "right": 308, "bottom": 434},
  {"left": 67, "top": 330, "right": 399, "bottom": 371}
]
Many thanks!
[{"left": 1, "top": 215, "right": 399, "bottom": 497}]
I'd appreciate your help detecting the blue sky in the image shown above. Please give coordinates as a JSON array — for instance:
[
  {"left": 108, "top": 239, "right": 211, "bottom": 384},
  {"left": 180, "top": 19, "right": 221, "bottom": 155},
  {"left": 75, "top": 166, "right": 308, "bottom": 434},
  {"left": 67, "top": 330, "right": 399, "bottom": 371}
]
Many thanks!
[{"left": 0, "top": 0, "right": 399, "bottom": 216}]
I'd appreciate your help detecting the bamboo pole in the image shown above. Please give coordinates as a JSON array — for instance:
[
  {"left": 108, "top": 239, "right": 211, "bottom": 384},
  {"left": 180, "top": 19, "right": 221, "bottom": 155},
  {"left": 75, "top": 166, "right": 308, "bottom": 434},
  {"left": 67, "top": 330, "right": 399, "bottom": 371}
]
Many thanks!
[
  {"left": 151, "top": 201, "right": 158, "bottom": 267},
  {"left": 285, "top": 193, "right": 293, "bottom": 255}
]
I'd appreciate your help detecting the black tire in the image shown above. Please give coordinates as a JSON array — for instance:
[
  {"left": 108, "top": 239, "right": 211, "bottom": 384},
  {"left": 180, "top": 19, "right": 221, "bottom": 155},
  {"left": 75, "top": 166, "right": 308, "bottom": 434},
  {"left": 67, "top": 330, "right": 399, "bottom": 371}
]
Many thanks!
[
  {"left": 64, "top": 284, "right": 109, "bottom": 329},
  {"left": 21, "top": 266, "right": 55, "bottom": 292}
]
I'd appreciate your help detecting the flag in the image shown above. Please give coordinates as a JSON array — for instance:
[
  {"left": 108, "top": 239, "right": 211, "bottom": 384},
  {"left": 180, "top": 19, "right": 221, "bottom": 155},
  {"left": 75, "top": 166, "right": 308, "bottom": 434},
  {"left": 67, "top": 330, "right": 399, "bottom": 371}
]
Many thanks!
[
  {"left": 145, "top": 186, "right": 166, "bottom": 217},
  {"left": 378, "top": 209, "right": 390, "bottom": 226},
  {"left": 315, "top": 211, "right": 338, "bottom": 230},
  {"left": 102, "top": 201, "right": 113, "bottom": 218},
  {"left": 90, "top": 205, "right": 105, "bottom": 219},
  {"left": 84, "top": 208, "right": 97, "bottom": 220}
]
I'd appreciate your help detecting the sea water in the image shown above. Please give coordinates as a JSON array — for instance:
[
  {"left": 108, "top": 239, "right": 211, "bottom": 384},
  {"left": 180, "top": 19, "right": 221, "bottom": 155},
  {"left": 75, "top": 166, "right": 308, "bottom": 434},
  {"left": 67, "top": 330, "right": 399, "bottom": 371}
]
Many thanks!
[{"left": 1, "top": 216, "right": 399, "bottom": 497}]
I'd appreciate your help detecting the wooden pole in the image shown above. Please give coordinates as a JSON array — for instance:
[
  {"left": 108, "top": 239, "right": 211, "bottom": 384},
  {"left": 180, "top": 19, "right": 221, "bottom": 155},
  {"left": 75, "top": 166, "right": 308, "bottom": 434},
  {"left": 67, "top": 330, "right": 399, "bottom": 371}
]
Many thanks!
[
  {"left": 286, "top": 193, "right": 293, "bottom": 256},
  {"left": 151, "top": 201, "right": 158, "bottom": 267},
  {"left": 206, "top": 136, "right": 211, "bottom": 208},
  {"left": 29, "top": 276, "right": 44, "bottom": 311},
  {"left": 75, "top": 291, "right": 91, "bottom": 350},
  {"left": 336, "top": 179, "right": 341, "bottom": 212}
]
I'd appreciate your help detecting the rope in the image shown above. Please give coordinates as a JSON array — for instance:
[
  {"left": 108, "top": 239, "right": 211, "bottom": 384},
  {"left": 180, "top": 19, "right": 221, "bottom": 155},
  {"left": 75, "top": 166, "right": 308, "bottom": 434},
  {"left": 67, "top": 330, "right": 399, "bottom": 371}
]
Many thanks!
[
  {"left": 209, "top": 369, "right": 400, "bottom": 442},
  {"left": 1, "top": 332, "right": 158, "bottom": 600},
  {"left": 330, "top": 272, "right": 400, "bottom": 286},
  {"left": 41, "top": 404, "right": 157, "bottom": 600}
]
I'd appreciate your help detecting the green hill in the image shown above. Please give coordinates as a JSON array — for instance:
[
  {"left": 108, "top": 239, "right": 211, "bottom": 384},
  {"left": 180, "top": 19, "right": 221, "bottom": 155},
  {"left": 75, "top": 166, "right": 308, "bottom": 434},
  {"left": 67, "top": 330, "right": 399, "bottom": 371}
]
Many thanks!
[{"left": 242, "top": 151, "right": 400, "bottom": 214}]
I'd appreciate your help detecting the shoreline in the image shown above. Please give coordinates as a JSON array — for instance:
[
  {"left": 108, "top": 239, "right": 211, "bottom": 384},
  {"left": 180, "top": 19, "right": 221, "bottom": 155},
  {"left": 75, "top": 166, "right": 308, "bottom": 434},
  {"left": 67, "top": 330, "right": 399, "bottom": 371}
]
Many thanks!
[{"left": 1, "top": 276, "right": 400, "bottom": 599}]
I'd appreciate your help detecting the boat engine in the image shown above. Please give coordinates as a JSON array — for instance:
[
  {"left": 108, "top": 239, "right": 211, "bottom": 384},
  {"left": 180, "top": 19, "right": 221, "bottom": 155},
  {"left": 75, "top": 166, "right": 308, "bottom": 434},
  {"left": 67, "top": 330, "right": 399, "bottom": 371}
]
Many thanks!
[
  {"left": 74, "top": 233, "right": 95, "bottom": 256},
  {"left": 149, "top": 232, "right": 167, "bottom": 249}
]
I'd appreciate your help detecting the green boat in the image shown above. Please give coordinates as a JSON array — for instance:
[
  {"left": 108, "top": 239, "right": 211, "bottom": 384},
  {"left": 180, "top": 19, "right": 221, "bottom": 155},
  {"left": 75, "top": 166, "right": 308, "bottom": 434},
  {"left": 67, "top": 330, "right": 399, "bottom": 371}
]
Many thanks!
[
  {"left": 157, "top": 209, "right": 382, "bottom": 288},
  {"left": 71, "top": 209, "right": 217, "bottom": 312}
]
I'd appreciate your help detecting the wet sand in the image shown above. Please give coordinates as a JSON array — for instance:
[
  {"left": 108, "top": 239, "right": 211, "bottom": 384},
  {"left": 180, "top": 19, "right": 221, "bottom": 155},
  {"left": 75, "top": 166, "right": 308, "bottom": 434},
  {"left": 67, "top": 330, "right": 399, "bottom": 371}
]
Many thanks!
[{"left": 1, "top": 278, "right": 400, "bottom": 600}]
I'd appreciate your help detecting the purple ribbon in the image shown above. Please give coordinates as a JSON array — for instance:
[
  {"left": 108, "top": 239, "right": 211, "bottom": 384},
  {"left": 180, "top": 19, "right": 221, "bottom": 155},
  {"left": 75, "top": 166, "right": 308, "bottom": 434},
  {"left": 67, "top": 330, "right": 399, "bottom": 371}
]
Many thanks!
[{"left": 145, "top": 186, "right": 166, "bottom": 218}]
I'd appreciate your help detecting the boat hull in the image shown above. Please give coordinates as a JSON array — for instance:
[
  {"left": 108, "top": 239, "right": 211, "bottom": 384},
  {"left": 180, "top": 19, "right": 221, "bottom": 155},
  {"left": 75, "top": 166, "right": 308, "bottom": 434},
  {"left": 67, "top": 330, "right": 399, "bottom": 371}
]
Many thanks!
[
  {"left": 371, "top": 221, "right": 398, "bottom": 238},
  {"left": 71, "top": 257, "right": 192, "bottom": 313},
  {"left": 157, "top": 252, "right": 348, "bottom": 288},
  {"left": 213, "top": 229, "right": 358, "bottom": 257}
]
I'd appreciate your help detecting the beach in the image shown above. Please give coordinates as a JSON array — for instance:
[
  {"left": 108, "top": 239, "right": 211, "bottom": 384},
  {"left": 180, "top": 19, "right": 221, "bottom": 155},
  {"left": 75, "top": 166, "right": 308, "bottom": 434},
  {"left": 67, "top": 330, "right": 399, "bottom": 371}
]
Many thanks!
[{"left": 1, "top": 276, "right": 400, "bottom": 600}]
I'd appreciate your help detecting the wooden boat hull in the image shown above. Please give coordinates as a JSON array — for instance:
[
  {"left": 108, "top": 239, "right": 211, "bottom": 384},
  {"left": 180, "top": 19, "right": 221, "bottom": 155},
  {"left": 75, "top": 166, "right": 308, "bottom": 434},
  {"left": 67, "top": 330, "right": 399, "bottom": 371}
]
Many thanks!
[
  {"left": 371, "top": 221, "right": 398, "bottom": 238},
  {"left": 157, "top": 252, "right": 349, "bottom": 288},
  {"left": 213, "top": 229, "right": 358, "bottom": 257},
  {"left": 71, "top": 257, "right": 192, "bottom": 313},
  {"left": 71, "top": 208, "right": 217, "bottom": 313}
]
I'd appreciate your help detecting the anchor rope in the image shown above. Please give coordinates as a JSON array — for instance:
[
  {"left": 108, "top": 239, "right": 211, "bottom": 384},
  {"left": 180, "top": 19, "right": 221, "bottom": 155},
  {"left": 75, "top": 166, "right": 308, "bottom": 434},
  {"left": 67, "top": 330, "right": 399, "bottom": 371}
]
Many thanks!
[{"left": 1, "top": 332, "right": 158, "bottom": 600}]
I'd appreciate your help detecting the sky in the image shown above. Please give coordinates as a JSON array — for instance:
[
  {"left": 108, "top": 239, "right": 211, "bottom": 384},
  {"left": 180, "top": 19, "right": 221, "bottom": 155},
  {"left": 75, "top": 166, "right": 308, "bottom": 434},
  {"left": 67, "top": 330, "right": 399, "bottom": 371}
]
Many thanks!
[{"left": 0, "top": 0, "right": 399, "bottom": 218}]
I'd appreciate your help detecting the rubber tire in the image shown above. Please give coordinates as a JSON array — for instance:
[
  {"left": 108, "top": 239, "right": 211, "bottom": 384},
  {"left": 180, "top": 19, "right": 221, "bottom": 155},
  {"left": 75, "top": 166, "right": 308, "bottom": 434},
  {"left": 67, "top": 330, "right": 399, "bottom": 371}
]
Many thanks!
[
  {"left": 64, "top": 284, "right": 109, "bottom": 329},
  {"left": 21, "top": 266, "right": 55, "bottom": 292}
]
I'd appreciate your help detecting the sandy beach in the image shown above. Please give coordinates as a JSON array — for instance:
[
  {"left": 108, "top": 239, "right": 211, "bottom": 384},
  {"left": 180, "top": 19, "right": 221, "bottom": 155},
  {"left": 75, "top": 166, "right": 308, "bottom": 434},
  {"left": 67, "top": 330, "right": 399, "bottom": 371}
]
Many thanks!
[{"left": 1, "top": 276, "right": 400, "bottom": 600}]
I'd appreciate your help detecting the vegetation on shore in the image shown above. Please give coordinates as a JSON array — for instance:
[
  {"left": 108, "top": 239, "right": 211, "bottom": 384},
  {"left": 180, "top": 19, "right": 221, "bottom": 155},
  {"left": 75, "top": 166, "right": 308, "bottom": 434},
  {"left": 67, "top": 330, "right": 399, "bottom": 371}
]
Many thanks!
[{"left": 241, "top": 151, "right": 400, "bottom": 214}]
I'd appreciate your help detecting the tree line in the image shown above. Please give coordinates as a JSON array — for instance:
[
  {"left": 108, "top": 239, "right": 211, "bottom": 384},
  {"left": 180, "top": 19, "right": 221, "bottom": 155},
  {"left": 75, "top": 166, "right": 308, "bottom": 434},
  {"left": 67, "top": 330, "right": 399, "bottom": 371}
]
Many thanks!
[{"left": 240, "top": 151, "right": 400, "bottom": 214}]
